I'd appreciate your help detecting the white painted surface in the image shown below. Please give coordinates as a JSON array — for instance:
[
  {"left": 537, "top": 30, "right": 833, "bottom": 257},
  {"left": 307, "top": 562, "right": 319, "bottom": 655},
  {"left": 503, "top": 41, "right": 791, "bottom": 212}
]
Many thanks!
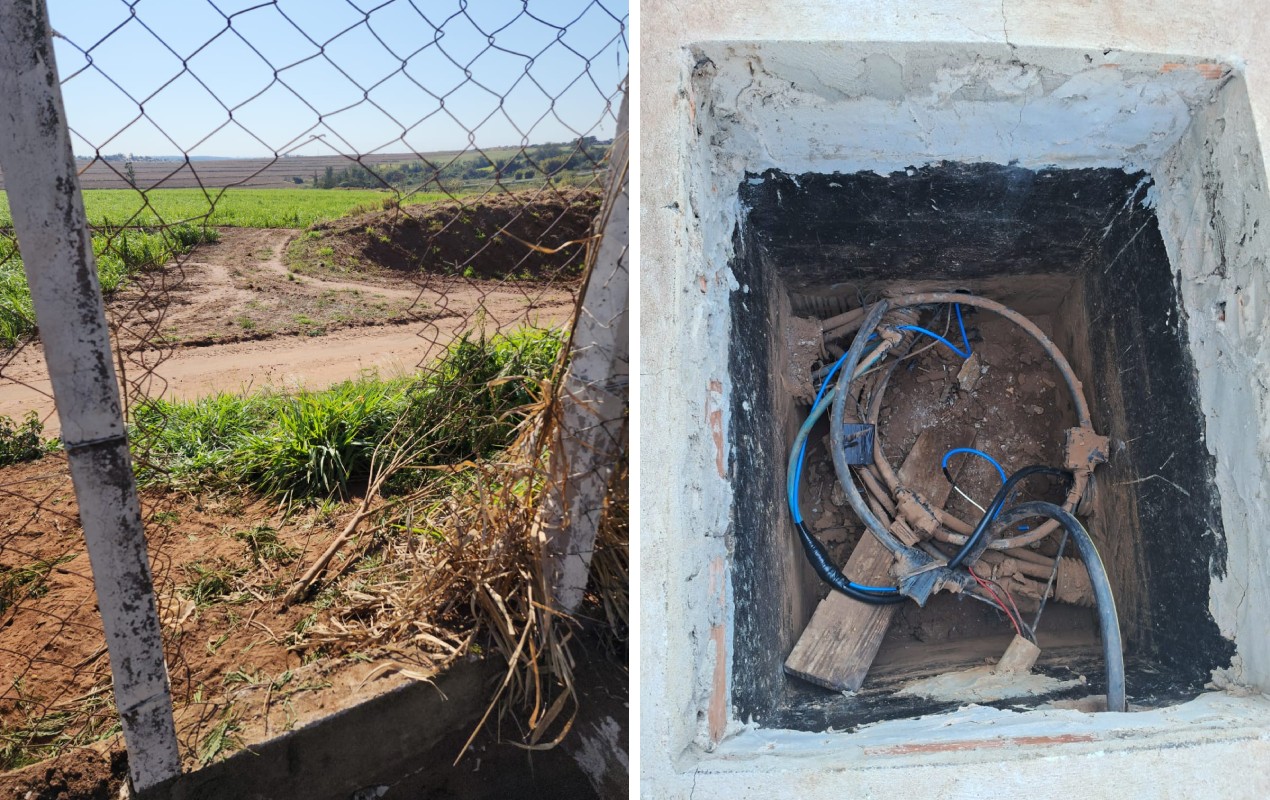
[
  {"left": 541, "top": 90, "right": 630, "bottom": 614},
  {"left": 689, "top": 693, "right": 1270, "bottom": 798},
  {"left": 0, "top": 0, "right": 180, "bottom": 790},
  {"left": 640, "top": 1, "right": 1270, "bottom": 796},
  {"left": 691, "top": 43, "right": 1222, "bottom": 176}
]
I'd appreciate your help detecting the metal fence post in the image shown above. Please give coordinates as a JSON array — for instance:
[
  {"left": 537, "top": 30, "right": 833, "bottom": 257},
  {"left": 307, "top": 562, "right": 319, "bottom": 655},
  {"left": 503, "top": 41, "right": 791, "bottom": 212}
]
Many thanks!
[
  {"left": 0, "top": 0, "right": 181, "bottom": 792},
  {"left": 539, "top": 88, "right": 630, "bottom": 614}
]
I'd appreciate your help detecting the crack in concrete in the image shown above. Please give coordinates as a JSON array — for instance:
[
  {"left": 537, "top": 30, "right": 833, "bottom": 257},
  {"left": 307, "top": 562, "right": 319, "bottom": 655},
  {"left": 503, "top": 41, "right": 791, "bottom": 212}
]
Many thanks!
[{"left": 1000, "top": 0, "right": 1016, "bottom": 53}]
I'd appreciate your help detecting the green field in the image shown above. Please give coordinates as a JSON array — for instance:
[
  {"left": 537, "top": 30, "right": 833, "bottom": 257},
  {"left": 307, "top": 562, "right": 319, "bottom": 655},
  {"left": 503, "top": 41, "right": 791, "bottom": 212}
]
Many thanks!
[{"left": 0, "top": 188, "right": 450, "bottom": 230}]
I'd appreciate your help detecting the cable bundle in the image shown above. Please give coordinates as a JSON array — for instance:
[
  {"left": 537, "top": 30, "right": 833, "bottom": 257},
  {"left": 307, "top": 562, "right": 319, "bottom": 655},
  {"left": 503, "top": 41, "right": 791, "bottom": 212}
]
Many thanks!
[{"left": 786, "top": 292, "right": 1126, "bottom": 711}]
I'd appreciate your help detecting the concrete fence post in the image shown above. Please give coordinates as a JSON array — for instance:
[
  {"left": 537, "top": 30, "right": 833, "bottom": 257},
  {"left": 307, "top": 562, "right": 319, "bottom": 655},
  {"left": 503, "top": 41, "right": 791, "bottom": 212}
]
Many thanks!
[
  {"left": 538, "top": 87, "right": 630, "bottom": 614},
  {"left": 0, "top": 0, "right": 181, "bottom": 792}
]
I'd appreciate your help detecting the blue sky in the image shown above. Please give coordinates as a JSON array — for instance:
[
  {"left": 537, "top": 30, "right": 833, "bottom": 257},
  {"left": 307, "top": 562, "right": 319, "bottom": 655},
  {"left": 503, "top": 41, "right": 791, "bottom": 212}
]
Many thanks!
[{"left": 49, "top": 0, "right": 628, "bottom": 158}]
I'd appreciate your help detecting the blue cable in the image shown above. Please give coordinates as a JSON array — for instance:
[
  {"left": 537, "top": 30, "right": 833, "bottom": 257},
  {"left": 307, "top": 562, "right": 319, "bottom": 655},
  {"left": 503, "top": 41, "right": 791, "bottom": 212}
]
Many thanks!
[
  {"left": 788, "top": 305, "right": 969, "bottom": 593},
  {"left": 789, "top": 345, "right": 896, "bottom": 594},
  {"left": 789, "top": 349, "right": 846, "bottom": 523},
  {"left": 797, "top": 306, "right": 970, "bottom": 517},
  {"left": 941, "top": 447, "right": 1031, "bottom": 530},
  {"left": 898, "top": 303, "right": 971, "bottom": 358},
  {"left": 941, "top": 447, "right": 1008, "bottom": 484},
  {"left": 791, "top": 336, "right": 873, "bottom": 520}
]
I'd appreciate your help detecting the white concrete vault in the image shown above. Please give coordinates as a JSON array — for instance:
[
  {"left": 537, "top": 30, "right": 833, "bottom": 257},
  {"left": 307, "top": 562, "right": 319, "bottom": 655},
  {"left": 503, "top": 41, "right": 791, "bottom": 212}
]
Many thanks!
[{"left": 640, "top": 2, "right": 1270, "bottom": 797}]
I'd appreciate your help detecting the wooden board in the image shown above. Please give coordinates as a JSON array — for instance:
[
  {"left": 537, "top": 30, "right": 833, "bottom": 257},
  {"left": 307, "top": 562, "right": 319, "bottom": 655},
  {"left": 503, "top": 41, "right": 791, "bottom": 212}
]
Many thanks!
[{"left": 784, "top": 427, "right": 975, "bottom": 691}]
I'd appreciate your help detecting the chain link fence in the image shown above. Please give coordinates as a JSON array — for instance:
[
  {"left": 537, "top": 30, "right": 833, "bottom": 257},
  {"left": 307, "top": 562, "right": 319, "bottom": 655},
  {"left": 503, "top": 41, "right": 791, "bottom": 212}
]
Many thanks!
[{"left": 0, "top": 0, "right": 626, "bottom": 791}]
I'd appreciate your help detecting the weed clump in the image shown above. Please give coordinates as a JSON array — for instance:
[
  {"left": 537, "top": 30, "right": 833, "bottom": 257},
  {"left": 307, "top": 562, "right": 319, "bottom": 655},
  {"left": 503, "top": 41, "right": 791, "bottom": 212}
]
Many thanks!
[
  {"left": 238, "top": 379, "right": 404, "bottom": 504},
  {"left": 0, "top": 412, "right": 48, "bottom": 467},
  {"left": 0, "top": 223, "right": 218, "bottom": 346},
  {"left": 387, "top": 327, "right": 562, "bottom": 477},
  {"left": 180, "top": 560, "right": 247, "bottom": 608},
  {"left": 234, "top": 525, "right": 298, "bottom": 567},
  {"left": 0, "top": 555, "right": 77, "bottom": 614},
  {"left": 132, "top": 327, "right": 563, "bottom": 504},
  {"left": 0, "top": 692, "right": 117, "bottom": 772}
]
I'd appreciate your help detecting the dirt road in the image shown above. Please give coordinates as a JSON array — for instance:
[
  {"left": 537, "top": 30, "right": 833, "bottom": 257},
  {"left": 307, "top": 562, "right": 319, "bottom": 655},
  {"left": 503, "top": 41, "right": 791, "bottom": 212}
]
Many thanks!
[{"left": 0, "top": 229, "right": 574, "bottom": 435}]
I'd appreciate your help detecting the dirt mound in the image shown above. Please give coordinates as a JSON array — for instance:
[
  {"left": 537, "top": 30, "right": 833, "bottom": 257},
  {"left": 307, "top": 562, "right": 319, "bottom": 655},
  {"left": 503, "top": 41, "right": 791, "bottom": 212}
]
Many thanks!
[{"left": 309, "top": 188, "right": 602, "bottom": 280}]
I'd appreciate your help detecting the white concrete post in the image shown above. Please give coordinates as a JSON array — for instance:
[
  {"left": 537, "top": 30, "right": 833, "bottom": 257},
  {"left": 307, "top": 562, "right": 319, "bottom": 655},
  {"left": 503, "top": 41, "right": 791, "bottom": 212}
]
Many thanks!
[
  {"left": 539, "top": 88, "right": 630, "bottom": 614},
  {"left": 0, "top": 0, "right": 181, "bottom": 791}
]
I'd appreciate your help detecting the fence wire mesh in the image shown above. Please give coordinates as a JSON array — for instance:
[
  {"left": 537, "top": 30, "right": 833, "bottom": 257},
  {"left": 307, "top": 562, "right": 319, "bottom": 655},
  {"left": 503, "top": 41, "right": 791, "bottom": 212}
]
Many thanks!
[{"left": 0, "top": 0, "right": 626, "bottom": 786}]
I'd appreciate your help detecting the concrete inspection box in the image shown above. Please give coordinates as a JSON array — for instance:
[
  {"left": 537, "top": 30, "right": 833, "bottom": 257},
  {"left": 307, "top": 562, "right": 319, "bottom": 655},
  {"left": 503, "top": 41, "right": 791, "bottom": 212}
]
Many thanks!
[{"left": 642, "top": 5, "right": 1270, "bottom": 797}]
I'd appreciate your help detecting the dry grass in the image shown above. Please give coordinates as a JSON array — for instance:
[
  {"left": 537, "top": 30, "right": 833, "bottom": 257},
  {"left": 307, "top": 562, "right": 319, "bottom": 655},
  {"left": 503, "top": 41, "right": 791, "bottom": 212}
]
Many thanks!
[
  {"left": 287, "top": 209, "right": 628, "bottom": 758},
  {"left": 291, "top": 400, "right": 627, "bottom": 757},
  {"left": 589, "top": 456, "right": 630, "bottom": 641}
]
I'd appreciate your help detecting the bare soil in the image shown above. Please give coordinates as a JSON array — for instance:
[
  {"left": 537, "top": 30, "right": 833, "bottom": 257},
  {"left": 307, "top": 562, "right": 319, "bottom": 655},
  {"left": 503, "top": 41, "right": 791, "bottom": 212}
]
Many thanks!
[
  {"left": 131, "top": 227, "right": 423, "bottom": 345},
  {"left": 293, "top": 188, "right": 601, "bottom": 280},
  {"left": 0, "top": 747, "right": 123, "bottom": 800},
  {"left": 0, "top": 456, "right": 442, "bottom": 790}
]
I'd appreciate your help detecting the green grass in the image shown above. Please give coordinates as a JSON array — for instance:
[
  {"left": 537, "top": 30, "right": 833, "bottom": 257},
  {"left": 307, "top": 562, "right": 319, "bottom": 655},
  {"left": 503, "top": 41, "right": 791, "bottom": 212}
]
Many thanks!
[
  {"left": 0, "top": 188, "right": 450, "bottom": 230},
  {"left": 130, "top": 392, "right": 272, "bottom": 479},
  {"left": 239, "top": 378, "right": 408, "bottom": 503},
  {"left": 181, "top": 561, "right": 247, "bottom": 608},
  {"left": 0, "top": 223, "right": 218, "bottom": 347},
  {"left": 132, "top": 327, "right": 563, "bottom": 504},
  {"left": 0, "top": 690, "right": 118, "bottom": 772},
  {"left": 0, "top": 554, "right": 77, "bottom": 614},
  {"left": 197, "top": 714, "right": 244, "bottom": 767}
]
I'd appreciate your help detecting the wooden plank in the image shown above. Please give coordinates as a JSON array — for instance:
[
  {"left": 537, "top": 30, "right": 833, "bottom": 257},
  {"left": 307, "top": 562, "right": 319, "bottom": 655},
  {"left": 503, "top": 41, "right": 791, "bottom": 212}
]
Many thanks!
[{"left": 784, "top": 426, "right": 975, "bottom": 691}]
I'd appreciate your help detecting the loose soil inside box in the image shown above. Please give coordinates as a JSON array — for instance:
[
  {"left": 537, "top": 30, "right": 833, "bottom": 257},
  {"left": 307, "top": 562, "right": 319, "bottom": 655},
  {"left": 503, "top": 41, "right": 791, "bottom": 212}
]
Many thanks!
[
  {"left": 728, "top": 164, "right": 1234, "bottom": 731},
  {"left": 798, "top": 306, "right": 1088, "bottom": 628}
]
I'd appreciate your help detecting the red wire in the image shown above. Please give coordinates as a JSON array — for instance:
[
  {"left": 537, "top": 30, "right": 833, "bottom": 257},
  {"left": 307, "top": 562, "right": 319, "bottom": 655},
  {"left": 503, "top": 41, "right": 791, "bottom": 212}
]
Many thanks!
[
  {"left": 989, "top": 575, "right": 1028, "bottom": 635},
  {"left": 969, "top": 566, "right": 1023, "bottom": 639}
]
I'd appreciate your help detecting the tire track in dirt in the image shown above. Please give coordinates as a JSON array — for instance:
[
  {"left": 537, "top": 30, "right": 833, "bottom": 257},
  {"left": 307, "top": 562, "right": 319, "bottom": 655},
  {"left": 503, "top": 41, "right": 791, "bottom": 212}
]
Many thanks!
[
  {"left": 144, "top": 228, "right": 425, "bottom": 343},
  {"left": 216, "top": 227, "right": 427, "bottom": 302},
  {"left": 0, "top": 228, "right": 574, "bottom": 435}
]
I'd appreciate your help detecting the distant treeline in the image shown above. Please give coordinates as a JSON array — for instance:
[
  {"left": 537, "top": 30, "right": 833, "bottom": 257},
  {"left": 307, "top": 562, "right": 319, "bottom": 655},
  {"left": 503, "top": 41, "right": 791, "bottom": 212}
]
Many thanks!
[{"left": 306, "top": 137, "right": 610, "bottom": 190}]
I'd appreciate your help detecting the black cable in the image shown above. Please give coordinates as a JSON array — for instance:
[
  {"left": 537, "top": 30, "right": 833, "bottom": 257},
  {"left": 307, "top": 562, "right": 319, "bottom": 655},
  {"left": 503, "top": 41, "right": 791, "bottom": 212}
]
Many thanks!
[
  {"left": 796, "top": 300, "right": 910, "bottom": 605},
  {"left": 795, "top": 521, "right": 905, "bottom": 605},
  {"left": 991, "top": 501, "right": 1127, "bottom": 713},
  {"left": 786, "top": 328, "right": 903, "bottom": 602},
  {"left": 947, "top": 465, "right": 1069, "bottom": 569}
]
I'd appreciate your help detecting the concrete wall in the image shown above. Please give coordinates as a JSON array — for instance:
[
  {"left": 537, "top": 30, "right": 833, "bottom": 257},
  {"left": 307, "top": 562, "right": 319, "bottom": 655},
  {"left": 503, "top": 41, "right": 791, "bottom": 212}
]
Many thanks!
[
  {"left": 142, "top": 654, "right": 625, "bottom": 799},
  {"left": 1155, "top": 74, "right": 1270, "bottom": 695},
  {"left": 640, "top": 2, "right": 1270, "bottom": 796}
]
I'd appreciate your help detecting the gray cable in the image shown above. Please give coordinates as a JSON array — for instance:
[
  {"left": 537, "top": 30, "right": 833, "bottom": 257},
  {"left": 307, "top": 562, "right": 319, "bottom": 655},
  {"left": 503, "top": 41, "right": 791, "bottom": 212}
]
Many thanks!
[
  {"left": 827, "top": 300, "right": 907, "bottom": 557},
  {"left": 993, "top": 502, "right": 1127, "bottom": 712}
]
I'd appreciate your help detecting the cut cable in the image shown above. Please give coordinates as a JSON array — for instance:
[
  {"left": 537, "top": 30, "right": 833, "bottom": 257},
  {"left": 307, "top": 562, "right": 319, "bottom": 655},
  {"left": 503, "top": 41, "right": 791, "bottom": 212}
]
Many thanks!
[{"left": 942, "top": 446, "right": 1007, "bottom": 516}]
